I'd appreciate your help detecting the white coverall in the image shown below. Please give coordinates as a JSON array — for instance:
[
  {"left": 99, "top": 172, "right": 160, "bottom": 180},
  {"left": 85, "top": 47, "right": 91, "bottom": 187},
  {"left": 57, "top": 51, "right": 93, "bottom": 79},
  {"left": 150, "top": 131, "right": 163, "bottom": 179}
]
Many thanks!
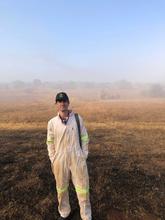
[{"left": 46, "top": 111, "right": 91, "bottom": 220}]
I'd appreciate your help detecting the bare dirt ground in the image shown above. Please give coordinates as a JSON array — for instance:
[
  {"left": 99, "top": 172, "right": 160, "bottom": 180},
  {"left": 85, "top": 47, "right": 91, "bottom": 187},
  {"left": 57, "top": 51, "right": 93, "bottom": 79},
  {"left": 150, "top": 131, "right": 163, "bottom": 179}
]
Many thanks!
[{"left": 0, "top": 99, "right": 165, "bottom": 220}]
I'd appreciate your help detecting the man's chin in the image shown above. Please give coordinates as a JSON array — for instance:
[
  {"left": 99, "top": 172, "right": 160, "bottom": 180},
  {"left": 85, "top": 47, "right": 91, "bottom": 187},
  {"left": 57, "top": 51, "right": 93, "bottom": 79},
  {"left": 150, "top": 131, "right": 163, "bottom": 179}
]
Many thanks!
[{"left": 61, "top": 109, "right": 68, "bottom": 112}]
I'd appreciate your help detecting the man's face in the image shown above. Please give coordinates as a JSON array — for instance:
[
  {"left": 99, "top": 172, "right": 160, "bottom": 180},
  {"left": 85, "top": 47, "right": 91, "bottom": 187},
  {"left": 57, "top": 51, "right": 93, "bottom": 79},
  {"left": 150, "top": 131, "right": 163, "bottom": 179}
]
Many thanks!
[{"left": 56, "top": 100, "right": 69, "bottom": 112}]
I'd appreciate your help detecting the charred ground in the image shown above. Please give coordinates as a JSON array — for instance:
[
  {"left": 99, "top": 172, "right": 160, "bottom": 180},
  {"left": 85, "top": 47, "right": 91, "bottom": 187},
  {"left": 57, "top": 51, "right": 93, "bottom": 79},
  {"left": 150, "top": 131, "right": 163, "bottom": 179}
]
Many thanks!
[{"left": 0, "top": 99, "right": 165, "bottom": 220}]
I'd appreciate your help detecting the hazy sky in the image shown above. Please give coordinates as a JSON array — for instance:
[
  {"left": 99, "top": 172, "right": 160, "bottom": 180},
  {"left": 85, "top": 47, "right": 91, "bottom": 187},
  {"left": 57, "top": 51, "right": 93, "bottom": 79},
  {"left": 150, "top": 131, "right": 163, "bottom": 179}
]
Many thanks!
[{"left": 0, "top": 0, "right": 165, "bottom": 83}]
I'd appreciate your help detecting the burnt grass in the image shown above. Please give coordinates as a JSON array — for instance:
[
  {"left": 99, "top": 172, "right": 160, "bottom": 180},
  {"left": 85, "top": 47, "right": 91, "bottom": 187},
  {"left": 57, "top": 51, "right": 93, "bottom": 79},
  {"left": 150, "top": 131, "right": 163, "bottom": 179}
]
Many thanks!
[{"left": 0, "top": 129, "right": 164, "bottom": 220}]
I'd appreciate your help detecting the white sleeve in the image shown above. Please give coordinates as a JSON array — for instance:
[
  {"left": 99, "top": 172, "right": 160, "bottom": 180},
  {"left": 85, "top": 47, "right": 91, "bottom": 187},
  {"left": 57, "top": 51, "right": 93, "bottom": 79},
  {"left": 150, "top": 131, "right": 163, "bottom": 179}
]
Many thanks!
[
  {"left": 46, "top": 120, "right": 56, "bottom": 163},
  {"left": 79, "top": 115, "right": 89, "bottom": 159}
]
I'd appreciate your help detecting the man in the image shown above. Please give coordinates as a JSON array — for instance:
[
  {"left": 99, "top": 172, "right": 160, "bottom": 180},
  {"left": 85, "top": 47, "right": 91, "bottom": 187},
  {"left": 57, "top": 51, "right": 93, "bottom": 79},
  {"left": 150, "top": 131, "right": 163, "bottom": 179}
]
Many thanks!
[{"left": 46, "top": 92, "right": 92, "bottom": 220}]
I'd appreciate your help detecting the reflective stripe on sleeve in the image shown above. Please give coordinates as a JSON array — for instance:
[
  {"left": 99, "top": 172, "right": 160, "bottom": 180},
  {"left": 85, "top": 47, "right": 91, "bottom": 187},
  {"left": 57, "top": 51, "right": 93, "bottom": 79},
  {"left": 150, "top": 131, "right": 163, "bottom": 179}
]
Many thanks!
[
  {"left": 46, "top": 137, "right": 54, "bottom": 144},
  {"left": 81, "top": 134, "right": 89, "bottom": 144},
  {"left": 46, "top": 140, "right": 54, "bottom": 144}
]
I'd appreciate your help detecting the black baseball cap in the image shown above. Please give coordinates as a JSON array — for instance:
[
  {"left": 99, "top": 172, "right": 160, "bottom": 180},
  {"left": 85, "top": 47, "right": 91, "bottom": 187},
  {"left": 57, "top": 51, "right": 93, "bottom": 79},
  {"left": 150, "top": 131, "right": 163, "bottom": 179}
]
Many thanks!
[{"left": 55, "top": 92, "right": 70, "bottom": 103}]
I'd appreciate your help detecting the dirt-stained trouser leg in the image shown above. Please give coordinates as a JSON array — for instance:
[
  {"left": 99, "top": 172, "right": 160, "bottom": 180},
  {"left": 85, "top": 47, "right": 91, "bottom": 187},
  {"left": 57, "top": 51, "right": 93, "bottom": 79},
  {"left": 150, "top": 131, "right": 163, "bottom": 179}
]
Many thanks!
[
  {"left": 52, "top": 155, "right": 71, "bottom": 218},
  {"left": 71, "top": 153, "right": 92, "bottom": 220}
]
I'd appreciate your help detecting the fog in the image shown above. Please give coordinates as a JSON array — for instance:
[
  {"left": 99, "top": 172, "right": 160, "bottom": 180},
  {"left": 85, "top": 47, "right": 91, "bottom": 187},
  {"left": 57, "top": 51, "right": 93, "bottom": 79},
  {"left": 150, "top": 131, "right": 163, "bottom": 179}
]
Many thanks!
[{"left": 0, "top": 80, "right": 165, "bottom": 104}]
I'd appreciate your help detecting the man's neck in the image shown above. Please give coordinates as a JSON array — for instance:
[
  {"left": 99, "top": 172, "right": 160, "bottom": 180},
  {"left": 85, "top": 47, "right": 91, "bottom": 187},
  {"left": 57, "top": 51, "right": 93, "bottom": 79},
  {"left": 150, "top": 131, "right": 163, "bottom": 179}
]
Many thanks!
[{"left": 59, "top": 110, "right": 69, "bottom": 119}]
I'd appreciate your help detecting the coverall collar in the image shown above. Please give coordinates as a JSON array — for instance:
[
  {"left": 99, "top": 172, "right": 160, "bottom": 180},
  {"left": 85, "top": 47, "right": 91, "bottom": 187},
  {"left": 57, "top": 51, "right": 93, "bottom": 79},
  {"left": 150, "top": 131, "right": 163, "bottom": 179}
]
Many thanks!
[
  {"left": 57, "top": 110, "right": 74, "bottom": 125},
  {"left": 58, "top": 110, "right": 73, "bottom": 125}
]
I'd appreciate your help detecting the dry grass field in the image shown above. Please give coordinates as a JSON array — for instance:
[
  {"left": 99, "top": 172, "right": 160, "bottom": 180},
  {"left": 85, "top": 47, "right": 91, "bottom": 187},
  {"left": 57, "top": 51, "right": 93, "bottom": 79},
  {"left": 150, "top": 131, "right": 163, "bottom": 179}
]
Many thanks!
[{"left": 0, "top": 98, "right": 165, "bottom": 220}]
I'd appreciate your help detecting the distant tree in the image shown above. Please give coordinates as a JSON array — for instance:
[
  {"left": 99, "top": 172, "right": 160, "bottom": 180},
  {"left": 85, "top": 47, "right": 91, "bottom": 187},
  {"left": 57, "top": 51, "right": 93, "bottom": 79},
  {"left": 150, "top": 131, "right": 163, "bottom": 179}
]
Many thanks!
[
  {"left": 12, "top": 80, "right": 25, "bottom": 89},
  {"left": 100, "top": 89, "right": 120, "bottom": 100},
  {"left": 148, "top": 84, "right": 165, "bottom": 97},
  {"left": 114, "top": 80, "right": 133, "bottom": 89},
  {"left": 33, "top": 79, "right": 42, "bottom": 87},
  {"left": 65, "top": 81, "right": 77, "bottom": 89},
  {"left": 0, "top": 83, "right": 9, "bottom": 90}
]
